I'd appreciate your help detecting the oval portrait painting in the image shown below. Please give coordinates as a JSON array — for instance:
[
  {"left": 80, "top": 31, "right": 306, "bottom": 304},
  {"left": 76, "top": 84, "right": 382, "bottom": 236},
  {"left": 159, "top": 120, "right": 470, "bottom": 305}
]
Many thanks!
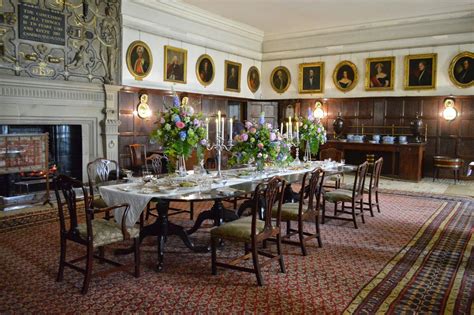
[
  {"left": 126, "top": 41, "right": 153, "bottom": 81},
  {"left": 196, "top": 54, "right": 215, "bottom": 86},
  {"left": 247, "top": 66, "right": 260, "bottom": 93},
  {"left": 333, "top": 60, "right": 358, "bottom": 92},
  {"left": 271, "top": 66, "right": 291, "bottom": 93},
  {"left": 449, "top": 51, "right": 474, "bottom": 88}
]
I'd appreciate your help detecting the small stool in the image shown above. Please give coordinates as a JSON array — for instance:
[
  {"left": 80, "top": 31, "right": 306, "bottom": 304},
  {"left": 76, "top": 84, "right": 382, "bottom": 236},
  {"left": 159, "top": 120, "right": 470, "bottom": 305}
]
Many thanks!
[{"left": 432, "top": 156, "right": 464, "bottom": 184}]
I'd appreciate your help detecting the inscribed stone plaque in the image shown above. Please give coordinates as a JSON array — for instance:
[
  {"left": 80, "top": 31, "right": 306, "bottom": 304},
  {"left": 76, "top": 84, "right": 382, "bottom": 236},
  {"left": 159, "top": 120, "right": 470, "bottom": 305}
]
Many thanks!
[{"left": 18, "top": 3, "right": 65, "bottom": 46}]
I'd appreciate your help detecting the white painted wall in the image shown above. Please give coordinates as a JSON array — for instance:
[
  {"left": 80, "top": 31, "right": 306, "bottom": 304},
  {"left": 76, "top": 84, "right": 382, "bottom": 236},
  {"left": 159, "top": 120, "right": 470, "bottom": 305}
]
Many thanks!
[
  {"left": 262, "top": 43, "right": 474, "bottom": 99},
  {"left": 122, "top": 27, "right": 263, "bottom": 99}
]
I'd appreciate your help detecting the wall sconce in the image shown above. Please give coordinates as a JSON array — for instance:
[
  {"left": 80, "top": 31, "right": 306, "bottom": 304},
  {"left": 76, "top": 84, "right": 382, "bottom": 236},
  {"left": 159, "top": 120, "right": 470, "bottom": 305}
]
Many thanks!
[
  {"left": 313, "top": 101, "right": 325, "bottom": 120},
  {"left": 442, "top": 98, "right": 457, "bottom": 121},
  {"left": 137, "top": 93, "right": 152, "bottom": 119}
]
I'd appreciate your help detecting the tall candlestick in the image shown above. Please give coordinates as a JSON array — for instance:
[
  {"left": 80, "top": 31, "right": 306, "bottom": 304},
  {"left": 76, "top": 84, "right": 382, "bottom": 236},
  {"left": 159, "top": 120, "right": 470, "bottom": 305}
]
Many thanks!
[
  {"left": 296, "top": 120, "right": 299, "bottom": 142},
  {"left": 229, "top": 118, "right": 233, "bottom": 141},
  {"left": 221, "top": 117, "right": 225, "bottom": 139}
]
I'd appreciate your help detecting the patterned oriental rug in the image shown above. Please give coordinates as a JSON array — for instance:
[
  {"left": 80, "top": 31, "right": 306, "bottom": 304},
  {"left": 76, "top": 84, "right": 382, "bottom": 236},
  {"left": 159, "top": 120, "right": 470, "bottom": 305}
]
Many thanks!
[{"left": 0, "top": 192, "right": 472, "bottom": 313}]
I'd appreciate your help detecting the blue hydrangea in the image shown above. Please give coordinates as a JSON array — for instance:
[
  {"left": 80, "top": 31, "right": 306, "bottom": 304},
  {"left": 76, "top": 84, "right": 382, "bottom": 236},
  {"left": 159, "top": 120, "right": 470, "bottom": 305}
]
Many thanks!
[
  {"left": 173, "top": 114, "right": 181, "bottom": 123},
  {"left": 179, "top": 131, "right": 187, "bottom": 141},
  {"left": 173, "top": 96, "right": 180, "bottom": 107}
]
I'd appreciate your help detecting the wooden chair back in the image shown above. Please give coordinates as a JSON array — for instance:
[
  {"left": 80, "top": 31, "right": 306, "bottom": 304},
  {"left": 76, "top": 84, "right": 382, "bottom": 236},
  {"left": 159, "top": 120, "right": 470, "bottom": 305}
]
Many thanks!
[
  {"left": 352, "top": 161, "right": 369, "bottom": 201},
  {"left": 369, "top": 157, "right": 383, "bottom": 192},
  {"left": 304, "top": 168, "right": 325, "bottom": 214},
  {"left": 320, "top": 148, "right": 344, "bottom": 162},
  {"left": 145, "top": 153, "right": 167, "bottom": 174},
  {"left": 54, "top": 174, "right": 89, "bottom": 236},
  {"left": 129, "top": 144, "right": 147, "bottom": 170},
  {"left": 252, "top": 176, "right": 286, "bottom": 238},
  {"left": 87, "top": 158, "right": 119, "bottom": 196}
]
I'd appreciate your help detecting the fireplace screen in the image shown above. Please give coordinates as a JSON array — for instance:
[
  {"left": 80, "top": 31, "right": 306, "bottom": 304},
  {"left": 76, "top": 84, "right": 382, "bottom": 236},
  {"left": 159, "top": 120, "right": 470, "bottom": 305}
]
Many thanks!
[{"left": 0, "top": 134, "right": 48, "bottom": 174}]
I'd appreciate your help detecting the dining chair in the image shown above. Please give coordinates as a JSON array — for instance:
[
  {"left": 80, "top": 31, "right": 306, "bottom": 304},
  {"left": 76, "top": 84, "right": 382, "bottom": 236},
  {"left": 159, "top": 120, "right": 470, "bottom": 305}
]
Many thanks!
[
  {"left": 211, "top": 176, "right": 286, "bottom": 286},
  {"left": 87, "top": 158, "right": 120, "bottom": 219},
  {"left": 363, "top": 157, "right": 383, "bottom": 216},
  {"left": 145, "top": 153, "right": 167, "bottom": 175},
  {"left": 320, "top": 148, "right": 344, "bottom": 189},
  {"left": 322, "top": 161, "right": 369, "bottom": 229},
  {"left": 54, "top": 174, "right": 140, "bottom": 294},
  {"left": 129, "top": 144, "right": 147, "bottom": 175},
  {"left": 270, "top": 168, "right": 325, "bottom": 256}
]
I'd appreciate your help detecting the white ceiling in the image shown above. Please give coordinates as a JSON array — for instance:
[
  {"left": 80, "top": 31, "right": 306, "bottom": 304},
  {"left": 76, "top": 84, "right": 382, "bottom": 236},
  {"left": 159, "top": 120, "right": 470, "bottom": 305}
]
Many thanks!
[{"left": 181, "top": 0, "right": 474, "bottom": 36}]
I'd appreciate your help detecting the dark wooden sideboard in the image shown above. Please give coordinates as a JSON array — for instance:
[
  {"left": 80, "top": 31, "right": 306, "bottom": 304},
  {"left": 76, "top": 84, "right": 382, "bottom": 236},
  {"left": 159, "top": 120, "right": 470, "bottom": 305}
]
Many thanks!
[{"left": 322, "top": 140, "right": 425, "bottom": 181}]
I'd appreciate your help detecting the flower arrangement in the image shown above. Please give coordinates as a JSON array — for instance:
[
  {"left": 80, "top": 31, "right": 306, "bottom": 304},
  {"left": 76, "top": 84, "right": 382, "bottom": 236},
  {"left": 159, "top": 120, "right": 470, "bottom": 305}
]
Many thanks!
[
  {"left": 298, "top": 110, "right": 327, "bottom": 155},
  {"left": 150, "top": 96, "right": 207, "bottom": 165},
  {"left": 229, "top": 114, "right": 293, "bottom": 169}
]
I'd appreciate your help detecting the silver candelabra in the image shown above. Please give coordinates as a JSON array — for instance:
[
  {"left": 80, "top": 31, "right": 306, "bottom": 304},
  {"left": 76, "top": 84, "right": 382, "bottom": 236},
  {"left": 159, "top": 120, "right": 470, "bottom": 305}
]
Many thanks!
[{"left": 207, "top": 136, "right": 233, "bottom": 177}]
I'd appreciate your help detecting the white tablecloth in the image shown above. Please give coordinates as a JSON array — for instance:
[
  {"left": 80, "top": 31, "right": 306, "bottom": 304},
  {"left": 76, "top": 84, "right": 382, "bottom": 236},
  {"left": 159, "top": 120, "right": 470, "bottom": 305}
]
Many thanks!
[{"left": 99, "top": 162, "right": 346, "bottom": 227}]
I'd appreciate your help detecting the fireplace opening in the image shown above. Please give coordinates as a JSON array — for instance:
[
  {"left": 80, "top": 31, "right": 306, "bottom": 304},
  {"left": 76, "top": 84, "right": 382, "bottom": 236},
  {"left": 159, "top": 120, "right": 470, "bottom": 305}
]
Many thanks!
[{"left": 0, "top": 124, "right": 82, "bottom": 197}]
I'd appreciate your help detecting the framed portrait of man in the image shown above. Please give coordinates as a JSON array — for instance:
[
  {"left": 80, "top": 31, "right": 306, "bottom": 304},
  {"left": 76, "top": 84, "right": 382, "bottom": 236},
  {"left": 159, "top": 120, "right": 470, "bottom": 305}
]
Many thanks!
[
  {"left": 299, "top": 62, "right": 324, "bottom": 93},
  {"left": 404, "top": 53, "right": 437, "bottom": 90},
  {"left": 448, "top": 51, "right": 474, "bottom": 88},
  {"left": 196, "top": 54, "right": 215, "bottom": 86},
  {"left": 164, "top": 45, "right": 187, "bottom": 84},
  {"left": 365, "top": 57, "right": 395, "bottom": 91},
  {"left": 270, "top": 66, "right": 291, "bottom": 93},
  {"left": 247, "top": 66, "right": 260, "bottom": 93},
  {"left": 126, "top": 41, "right": 153, "bottom": 81},
  {"left": 333, "top": 60, "right": 358, "bottom": 92},
  {"left": 224, "top": 60, "right": 241, "bottom": 92}
]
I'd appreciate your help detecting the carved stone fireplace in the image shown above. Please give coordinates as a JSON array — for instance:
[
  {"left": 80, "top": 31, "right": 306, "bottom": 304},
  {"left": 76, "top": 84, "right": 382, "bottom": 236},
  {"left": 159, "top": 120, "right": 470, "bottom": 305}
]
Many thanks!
[{"left": 0, "top": 75, "right": 121, "bottom": 184}]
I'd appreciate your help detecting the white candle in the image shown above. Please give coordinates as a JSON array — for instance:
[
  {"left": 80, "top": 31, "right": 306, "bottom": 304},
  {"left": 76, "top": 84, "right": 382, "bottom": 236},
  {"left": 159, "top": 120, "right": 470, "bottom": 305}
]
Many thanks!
[
  {"left": 229, "top": 118, "right": 233, "bottom": 141},
  {"left": 286, "top": 122, "right": 289, "bottom": 138},
  {"left": 280, "top": 122, "right": 283, "bottom": 133},
  {"left": 215, "top": 118, "right": 219, "bottom": 141},
  {"left": 217, "top": 111, "right": 221, "bottom": 138},
  {"left": 288, "top": 116, "right": 292, "bottom": 139},
  {"left": 296, "top": 120, "right": 299, "bottom": 142},
  {"left": 221, "top": 117, "right": 225, "bottom": 139},
  {"left": 205, "top": 118, "right": 209, "bottom": 141}
]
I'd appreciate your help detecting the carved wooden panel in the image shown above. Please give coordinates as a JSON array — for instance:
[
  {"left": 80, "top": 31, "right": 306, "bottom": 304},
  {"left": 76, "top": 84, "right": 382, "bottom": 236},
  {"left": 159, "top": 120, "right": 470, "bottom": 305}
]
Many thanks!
[{"left": 0, "top": 0, "right": 120, "bottom": 84}]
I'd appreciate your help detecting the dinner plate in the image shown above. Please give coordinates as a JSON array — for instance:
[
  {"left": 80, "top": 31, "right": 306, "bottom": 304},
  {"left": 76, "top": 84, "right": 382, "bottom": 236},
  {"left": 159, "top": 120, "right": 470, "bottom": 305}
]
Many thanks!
[{"left": 117, "top": 186, "right": 133, "bottom": 192}]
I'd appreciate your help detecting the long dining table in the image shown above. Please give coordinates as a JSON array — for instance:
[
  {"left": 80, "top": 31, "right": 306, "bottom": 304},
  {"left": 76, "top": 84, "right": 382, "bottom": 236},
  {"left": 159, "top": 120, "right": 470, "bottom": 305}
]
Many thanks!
[{"left": 99, "top": 162, "right": 356, "bottom": 271}]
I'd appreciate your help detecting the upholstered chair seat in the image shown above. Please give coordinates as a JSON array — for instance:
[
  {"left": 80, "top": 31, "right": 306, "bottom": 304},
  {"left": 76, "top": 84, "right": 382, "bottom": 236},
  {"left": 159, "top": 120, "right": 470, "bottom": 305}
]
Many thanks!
[
  {"left": 210, "top": 216, "right": 264, "bottom": 242},
  {"left": 324, "top": 189, "right": 353, "bottom": 203},
  {"left": 76, "top": 219, "right": 140, "bottom": 247},
  {"left": 272, "top": 202, "right": 300, "bottom": 221},
  {"left": 91, "top": 196, "right": 108, "bottom": 209}
]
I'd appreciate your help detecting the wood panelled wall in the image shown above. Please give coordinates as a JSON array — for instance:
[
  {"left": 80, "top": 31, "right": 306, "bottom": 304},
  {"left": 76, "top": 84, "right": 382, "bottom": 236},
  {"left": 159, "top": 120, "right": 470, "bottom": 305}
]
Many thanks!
[
  {"left": 118, "top": 88, "right": 246, "bottom": 169},
  {"left": 278, "top": 96, "right": 474, "bottom": 178},
  {"left": 118, "top": 88, "right": 473, "bottom": 179}
]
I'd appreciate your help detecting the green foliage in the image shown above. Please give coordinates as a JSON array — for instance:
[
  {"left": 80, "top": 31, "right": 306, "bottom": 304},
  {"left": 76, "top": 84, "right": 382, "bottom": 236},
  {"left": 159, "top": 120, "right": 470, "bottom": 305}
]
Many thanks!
[{"left": 299, "top": 117, "right": 327, "bottom": 155}]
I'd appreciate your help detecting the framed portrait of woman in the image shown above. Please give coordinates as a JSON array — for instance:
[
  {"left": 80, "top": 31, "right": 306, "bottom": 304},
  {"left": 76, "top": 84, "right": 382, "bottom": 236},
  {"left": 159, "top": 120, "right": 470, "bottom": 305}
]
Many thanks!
[
  {"left": 365, "top": 57, "right": 395, "bottom": 91},
  {"left": 126, "top": 41, "right": 153, "bottom": 81},
  {"left": 164, "top": 45, "right": 187, "bottom": 84},
  {"left": 224, "top": 60, "right": 242, "bottom": 92},
  {"left": 448, "top": 51, "right": 474, "bottom": 88},
  {"left": 270, "top": 66, "right": 291, "bottom": 93},
  {"left": 404, "top": 53, "right": 437, "bottom": 90},
  {"left": 299, "top": 62, "right": 324, "bottom": 93},
  {"left": 196, "top": 54, "right": 215, "bottom": 86},
  {"left": 333, "top": 61, "right": 358, "bottom": 92},
  {"left": 247, "top": 66, "right": 260, "bottom": 93}
]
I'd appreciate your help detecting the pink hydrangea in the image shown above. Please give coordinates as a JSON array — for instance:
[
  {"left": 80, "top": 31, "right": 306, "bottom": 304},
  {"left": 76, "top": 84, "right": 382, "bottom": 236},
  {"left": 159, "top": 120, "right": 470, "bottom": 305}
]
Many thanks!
[
  {"left": 176, "top": 121, "right": 185, "bottom": 129},
  {"left": 245, "top": 121, "right": 253, "bottom": 129},
  {"left": 270, "top": 132, "right": 276, "bottom": 141},
  {"left": 249, "top": 127, "right": 257, "bottom": 134},
  {"left": 241, "top": 133, "right": 249, "bottom": 141},
  {"left": 257, "top": 143, "right": 264, "bottom": 149}
]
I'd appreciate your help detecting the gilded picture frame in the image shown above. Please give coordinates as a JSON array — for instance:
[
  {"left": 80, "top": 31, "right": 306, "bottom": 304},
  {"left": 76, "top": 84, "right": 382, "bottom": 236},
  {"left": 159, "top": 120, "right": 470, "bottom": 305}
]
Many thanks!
[
  {"left": 164, "top": 45, "right": 187, "bottom": 84},
  {"left": 196, "top": 54, "right": 215, "bottom": 86},
  {"left": 126, "top": 40, "right": 153, "bottom": 81},
  {"left": 247, "top": 66, "right": 260, "bottom": 93},
  {"left": 299, "top": 62, "right": 324, "bottom": 94},
  {"left": 270, "top": 66, "right": 291, "bottom": 94},
  {"left": 448, "top": 51, "right": 474, "bottom": 88},
  {"left": 224, "top": 60, "right": 242, "bottom": 92},
  {"left": 365, "top": 57, "right": 395, "bottom": 91},
  {"left": 333, "top": 60, "right": 358, "bottom": 92},
  {"left": 404, "top": 53, "right": 437, "bottom": 90}
]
